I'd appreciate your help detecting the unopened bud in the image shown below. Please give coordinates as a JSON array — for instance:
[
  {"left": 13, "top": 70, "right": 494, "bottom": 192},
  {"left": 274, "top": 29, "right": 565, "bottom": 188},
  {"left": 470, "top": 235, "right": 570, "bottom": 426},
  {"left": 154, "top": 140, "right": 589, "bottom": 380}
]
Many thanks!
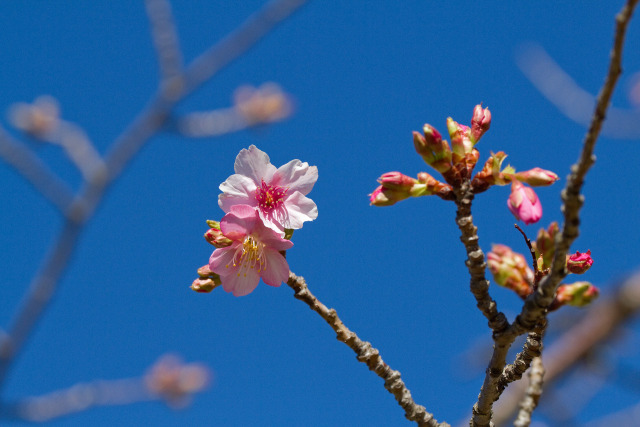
[
  {"left": 566, "top": 250, "right": 593, "bottom": 274},
  {"left": 204, "top": 227, "right": 232, "bottom": 248},
  {"left": 378, "top": 171, "right": 417, "bottom": 191},
  {"left": 191, "top": 277, "right": 220, "bottom": 293},
  {"left": 369, "top": 185, "right": 406, "bottom": 206},
  {"left": 487, "top": 244, "right": 534, "bottom": 299},
  {"left": 413, "top": 126, "right": 452, "bottom": 173},
  {"left": 508, "top": 180, "right": 542, "bottom": 225},
  {"left": 553, "top": 282, "right": 599, "bottom": 309},
  {"left": 514, "top": 167, "right": 559, "bottom": 187},
  {"left": 534, "top": 222, "right": 558, "bottom": 269},
  {"left": 470, "top": 104, "right": 491, "bottom": 143}
]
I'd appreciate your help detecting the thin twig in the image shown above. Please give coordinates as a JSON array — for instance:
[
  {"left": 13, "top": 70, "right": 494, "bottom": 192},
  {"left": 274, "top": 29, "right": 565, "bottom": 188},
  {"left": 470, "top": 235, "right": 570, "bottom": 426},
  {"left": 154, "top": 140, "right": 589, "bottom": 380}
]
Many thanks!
[
  {"left": 287, "top": 272, "right": 449, "bottom": 427},
  {"left": 513, "top": 0, "right": 640, "bottom": 335},
  {"left": 144, "top": 0, "right": 184, "bottom": 81},
  {"left": 0, "top": 126, "right": 74, "bottom": 213},
  {"left": 513, "top": 356, "right": 545, "bottom": 427}
]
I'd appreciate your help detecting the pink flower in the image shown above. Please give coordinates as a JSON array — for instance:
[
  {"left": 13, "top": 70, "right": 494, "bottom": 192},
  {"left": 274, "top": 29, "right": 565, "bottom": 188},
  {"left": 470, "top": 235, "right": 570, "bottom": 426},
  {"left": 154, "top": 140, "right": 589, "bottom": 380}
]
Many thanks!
[
  {"left": 209, "top": 205, "right": 293, "bottom": 296},
  {"left": 507, "top": 180, "right": 542, "bottom": 225},
  {"left": 218, "top": 145, "right": 318, "bottom": 233}
]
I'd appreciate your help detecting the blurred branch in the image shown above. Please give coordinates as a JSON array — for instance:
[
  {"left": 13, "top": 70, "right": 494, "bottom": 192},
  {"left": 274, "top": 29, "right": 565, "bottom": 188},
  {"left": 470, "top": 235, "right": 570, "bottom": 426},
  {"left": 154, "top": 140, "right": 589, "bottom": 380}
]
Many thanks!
[
  {"left": 492, "top": 271, "right": 640, "bottom": 425},
  {"left": 0, "top": 355, "right": 209, "bottom": 422},
  {"left": 0, "top": 0, "right": 309, "bottom": 395},
  {"left": 287, "top": 272, "right": 450, "bottom": 427},
  {"left": 177, "top": 83, "right": 294, "bottom": 137},
  {"left": 0, "top": 221, "right": 82, "bottom": 388},
  {"left": 513, "top": 356, "right": 544, "bottom": 427},
  {"left": 0, "top": 125, "right": 74, "bottom": 213},
  {"left": 144, "top": 0, "right": 184, "bottom": 80},
  {"left": 517, "top": 44, "right": 640, "bottom": 140}
]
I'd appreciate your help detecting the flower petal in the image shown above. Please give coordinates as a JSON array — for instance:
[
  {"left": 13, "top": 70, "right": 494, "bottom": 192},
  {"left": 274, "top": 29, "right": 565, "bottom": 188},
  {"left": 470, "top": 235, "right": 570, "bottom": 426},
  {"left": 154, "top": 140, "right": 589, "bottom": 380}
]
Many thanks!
[
  {"left": 218, "top": 174, "right": 257, "bottom": 213},
  {"left": 282, "top": 191, "right": 318, "bottom": 229},
  {"left": 260, "top": 248, "right": 290, "bottom": 287},
  {"left": 272, "top": 160, "right": 318, "bottom": 195},
  {"left": 209, "top": 246, "right": 238, "bottom": 275},
  {"left": 234, "top": 145, "right": 277, "bottom": 184},
  {"left": 220, "top": 205, "right": 258, "bottom": 241},
  {"left": 222, "top": 268, "right": 261, "bottom": 296},
  {"left": 254, "top": 219, "right": 294, "bottom": 251}
]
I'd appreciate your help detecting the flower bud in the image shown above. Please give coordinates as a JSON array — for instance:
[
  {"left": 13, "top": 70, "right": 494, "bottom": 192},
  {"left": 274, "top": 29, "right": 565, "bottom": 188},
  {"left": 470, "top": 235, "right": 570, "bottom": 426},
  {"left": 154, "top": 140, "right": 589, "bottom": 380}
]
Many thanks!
[
  {"left": 507, "top": 180, "right": 542, "bottom": 225},
  {"left": 487, "top": 244, "right": 534, "bottom": 299},
  {"left": 553, "top": 282, "right": 599, "bottom": 309},
  {"left": 369, "top": 185, "right": 408, "bottom": 206},
  {"left": 378, "top": 171, "right": 417, "bottom": 191},
  {"left": 191, "top": 277, "right": 220, "bottom": 293},
  {"left": 447, "top": 117, "right": 471, "bottom": 165},
  {"left": 204, "top": 227, "right": 233, "bottom": 248},
  {"left": 470, "top": 105, "right": 491, "bottom": 143},
  {"left": 413, "top": 126, "right": 452, "bottom": 173},
  {"left": 566, "top": 250, "right": 593, "bottom": 274},
  {"left": 514, "top": 167, "right": 559, "bottom": 187},
  {"left": 535, "top": 222, "right": 558, "bottom": 269}
]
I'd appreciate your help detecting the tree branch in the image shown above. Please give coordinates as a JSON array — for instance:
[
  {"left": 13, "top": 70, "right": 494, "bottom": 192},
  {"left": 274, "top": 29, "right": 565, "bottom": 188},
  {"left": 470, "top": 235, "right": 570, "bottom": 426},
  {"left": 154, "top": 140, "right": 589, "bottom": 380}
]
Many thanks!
[
  {"left": 513, "top": 356, "right": 544, "bottom": 427},
  {"left": 287, "top": 272, "right": 449, "bottom": 427}
]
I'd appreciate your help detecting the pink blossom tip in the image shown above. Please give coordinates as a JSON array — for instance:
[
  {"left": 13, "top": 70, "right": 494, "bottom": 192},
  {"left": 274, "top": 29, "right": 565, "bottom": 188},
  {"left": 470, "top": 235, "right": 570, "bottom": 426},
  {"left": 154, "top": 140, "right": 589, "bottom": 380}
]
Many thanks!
[
  {"left": 507, "top": 181, "right": 542, "bottom": 225},
  {"left": 566, "top": 250, "right": 593, "bottom": 274}
]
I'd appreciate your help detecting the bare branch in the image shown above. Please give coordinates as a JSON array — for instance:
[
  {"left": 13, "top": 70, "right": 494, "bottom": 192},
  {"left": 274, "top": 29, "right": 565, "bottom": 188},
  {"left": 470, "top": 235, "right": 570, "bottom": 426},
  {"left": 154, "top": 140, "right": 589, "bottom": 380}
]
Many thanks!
[
  {"left": 492, "top": 271, "right": 640, "bottom": 425},
  {"left": 513, "top": 356, "right": 544, "bottom": 427},
  {"left": 512, "top": 0, "right": 640, "bottom": 338},
  {"left": 454, "top": 184, "right": 508, "bottom": 333},
  {"left": 144, "top": 0, "right": 184, "bottom": 80},
  {"left": 496, "top": 320, "right": 546, "bottom": 399},
  {"left": 0, "top": 125, "right": 74, "bottom": 213},
  {"left": 287, "top": 272, "right": 449, "bottom": 427}
]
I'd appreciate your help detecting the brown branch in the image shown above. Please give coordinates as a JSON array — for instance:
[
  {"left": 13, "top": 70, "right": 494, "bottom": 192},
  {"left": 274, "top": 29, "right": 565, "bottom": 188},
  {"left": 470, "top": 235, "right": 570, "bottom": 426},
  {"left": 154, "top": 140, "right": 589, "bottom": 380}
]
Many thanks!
[
  {"left": 496, "top": 320, "right": 546, "bottom": 399},
  {"left": 454, "top": 184, "right": 508, "bottom": 333},
  {"left": 513, "top": 356, "right": 545, "bottom": 427},
  {"left": 513, "top": 0, "right": 640, "bottom": 335},
  {"left": 492, "top": 271, "right": 640, "bottom": 425},
  {"left": 287, "top": 272, "right": 449, "bottom": 427}
]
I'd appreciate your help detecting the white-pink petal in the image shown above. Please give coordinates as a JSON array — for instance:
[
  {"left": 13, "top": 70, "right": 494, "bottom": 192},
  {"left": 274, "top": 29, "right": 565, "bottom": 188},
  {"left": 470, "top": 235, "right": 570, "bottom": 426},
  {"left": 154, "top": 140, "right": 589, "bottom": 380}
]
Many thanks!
[
  {"left": 233, "top": 145, "right": 276, "bottom": 184},
  {"left": 260, "top": 248, "right": 290, "bottom": 287},
  {"left": 272, "top": 160, "right": 318, "bottom": 195},
  {"left": 209, "top": 246, "right": 237, "bottom": 276},
  {"left": 281, "top": 192, "right": 318, "bottom": 229},
  {"left": 218, "top": 174, "right": 257, "bottom": 213}
]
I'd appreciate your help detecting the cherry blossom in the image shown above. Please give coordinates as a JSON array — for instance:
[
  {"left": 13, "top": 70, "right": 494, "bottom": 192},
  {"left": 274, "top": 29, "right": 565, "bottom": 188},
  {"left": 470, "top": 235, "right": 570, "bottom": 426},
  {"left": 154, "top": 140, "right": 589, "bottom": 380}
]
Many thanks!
[
  {"left": 218, "top": 145, "right": 318, "bottom": 233},
  {"left": 209, "top": 204, "right": 293, "bottom": 296}
]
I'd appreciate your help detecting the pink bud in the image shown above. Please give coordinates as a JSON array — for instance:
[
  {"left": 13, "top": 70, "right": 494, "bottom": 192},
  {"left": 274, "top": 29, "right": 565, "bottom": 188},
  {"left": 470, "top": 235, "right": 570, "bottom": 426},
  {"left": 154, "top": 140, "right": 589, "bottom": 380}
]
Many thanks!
[
  {"left": 507, "top": 181, "right": 542, "bottom": 225},
  {"left": 470, "top": 105, "right": 491, "bottom": 143},
  {"left": 378, "top": 171, "right": 417, "bottom": 191},
  {"left": 487, "top": 244, "right": 534, "bottom": 298},
  {"left": 514, "top": 167, "right": 559, "bottom": 187},
  {"left": 566, "top": 250, "right": 593, "bottom": 274},
  {"left": 369, "top": 185, "right": 404, "bottom": 206}
]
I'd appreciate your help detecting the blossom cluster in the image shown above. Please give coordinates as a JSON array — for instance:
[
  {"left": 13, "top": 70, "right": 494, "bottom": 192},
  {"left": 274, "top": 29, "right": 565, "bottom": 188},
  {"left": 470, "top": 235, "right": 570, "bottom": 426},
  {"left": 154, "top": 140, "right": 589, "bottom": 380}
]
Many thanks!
[{"left": 193, "top": 145, "right": 318, "bottom": 296}]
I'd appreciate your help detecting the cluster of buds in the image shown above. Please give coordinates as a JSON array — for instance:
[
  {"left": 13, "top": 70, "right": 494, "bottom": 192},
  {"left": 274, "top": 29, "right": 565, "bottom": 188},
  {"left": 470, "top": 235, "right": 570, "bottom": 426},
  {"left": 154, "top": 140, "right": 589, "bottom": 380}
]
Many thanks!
[
  {"left": 488, "top": 222, "right": 598, "bottom": 310},
  {"left": 487, "top": 244, "right": 534, "bottom": 299},
  {"left": 191, "top": 220, "right": 228, "bottom": 293},
  {"left": 371, "top": 104, "right": 559, "bottom": 225},
  {"left": 369, "top": 171, "right": 453, "bottom": 206}
]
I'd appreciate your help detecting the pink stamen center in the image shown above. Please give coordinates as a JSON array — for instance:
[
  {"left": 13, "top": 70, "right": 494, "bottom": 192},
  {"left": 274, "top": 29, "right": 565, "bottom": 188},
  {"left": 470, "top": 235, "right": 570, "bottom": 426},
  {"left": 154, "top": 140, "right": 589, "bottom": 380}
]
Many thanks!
[{"left": 255, "top": 179, "right": 287, "bottom": 213}]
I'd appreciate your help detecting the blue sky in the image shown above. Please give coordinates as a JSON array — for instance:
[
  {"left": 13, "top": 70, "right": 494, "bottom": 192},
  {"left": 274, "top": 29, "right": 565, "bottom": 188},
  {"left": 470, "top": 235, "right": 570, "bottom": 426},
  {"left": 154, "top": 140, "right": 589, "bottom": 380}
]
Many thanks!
[{"left": 0, "top": 1, "right": 639, "bottom": 426}]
